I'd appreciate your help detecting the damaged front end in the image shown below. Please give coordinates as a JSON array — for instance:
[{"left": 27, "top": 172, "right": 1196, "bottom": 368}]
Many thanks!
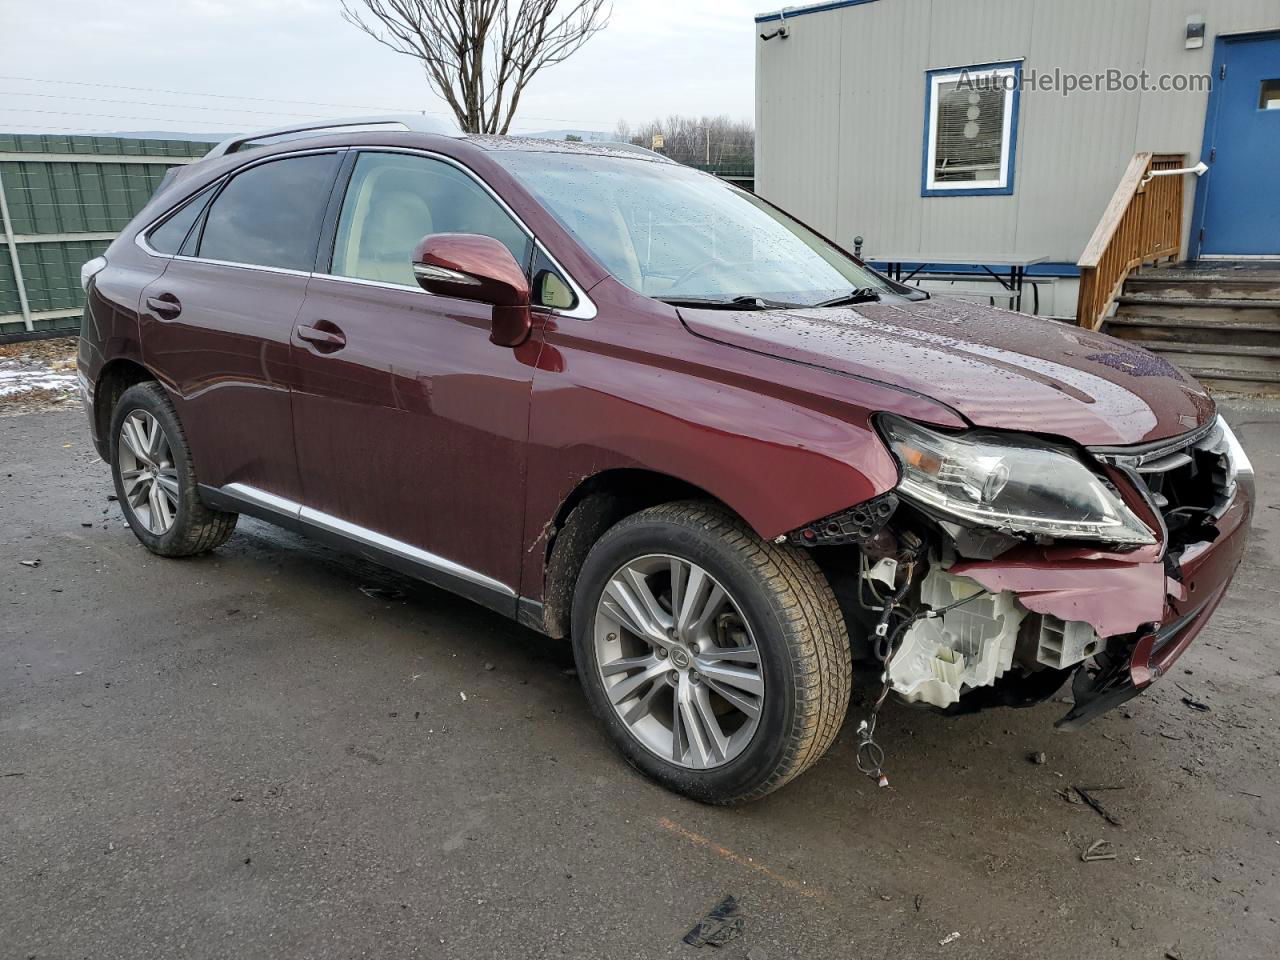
[{"left": 793, "top": 414, "right": 1254, "bottom": 734}]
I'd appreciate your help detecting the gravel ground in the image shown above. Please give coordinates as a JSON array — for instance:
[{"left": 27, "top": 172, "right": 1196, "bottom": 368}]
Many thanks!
[
  {"left": 1, "top": 401, "right": 1277, "bottom": 960},
  {"left": 0, "top": 338, "right": 80, "bottom": 417}
]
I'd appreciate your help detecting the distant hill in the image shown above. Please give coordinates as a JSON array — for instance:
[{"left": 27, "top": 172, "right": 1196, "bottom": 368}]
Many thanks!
[{"left": 102, "top": 130, "right": 228, "bottom": 143}]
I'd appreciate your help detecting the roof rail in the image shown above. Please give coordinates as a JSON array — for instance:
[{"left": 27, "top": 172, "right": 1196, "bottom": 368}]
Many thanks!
[{"left": 205, "top": 114, "right": 463, "bottom": 159}]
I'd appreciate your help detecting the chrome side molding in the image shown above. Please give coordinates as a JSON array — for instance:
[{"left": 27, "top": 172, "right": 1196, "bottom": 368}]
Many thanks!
[
  {"left": 223, "top": 482, "right": 300, "bottom": 517},
  {"left": 220, "top": 482, "right": 515, "bottom": 598}
]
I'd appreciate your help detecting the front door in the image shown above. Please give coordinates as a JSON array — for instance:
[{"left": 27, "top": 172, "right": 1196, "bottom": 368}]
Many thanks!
[
  {"left": 1198, "top": 32, "right": 1280, "bottom": 257},
  {"left": 289, "top": 149, "right": 540, "bottom": 608}
]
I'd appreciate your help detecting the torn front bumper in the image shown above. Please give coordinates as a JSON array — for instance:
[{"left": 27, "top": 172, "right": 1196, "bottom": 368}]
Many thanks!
[{"left": 948, "top": 469, "right": 1253, "bottom": 728}]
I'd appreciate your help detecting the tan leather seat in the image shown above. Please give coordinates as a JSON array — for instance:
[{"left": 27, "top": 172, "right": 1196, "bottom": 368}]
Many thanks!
[{"left": 354, "top": 189, "right": 433, "bottom": 285}]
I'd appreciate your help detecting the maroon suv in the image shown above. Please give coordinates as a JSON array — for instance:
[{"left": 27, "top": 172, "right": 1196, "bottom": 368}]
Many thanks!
[{"left": 78, "top": 117, "right": 1253, "bottom": 803}]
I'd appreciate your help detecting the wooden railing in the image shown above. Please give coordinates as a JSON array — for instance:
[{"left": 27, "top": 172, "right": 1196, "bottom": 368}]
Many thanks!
[{"left": 1076, "top": 153, "right": 1187, "bottom": 330}]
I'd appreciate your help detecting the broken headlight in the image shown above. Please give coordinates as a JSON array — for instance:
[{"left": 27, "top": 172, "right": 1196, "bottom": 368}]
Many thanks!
[
  {"left": 878, "top": 415, "right": 1156, "bottom": 546},
  {"left": 1217, "top": 416, "right": 1253, "bottom": 483}
]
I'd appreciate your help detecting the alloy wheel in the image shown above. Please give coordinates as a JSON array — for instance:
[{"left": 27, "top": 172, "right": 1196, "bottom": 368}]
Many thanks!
[
  {"left": 117, "top": 410, "right": 179, "bottom": 535},
  {"left": 592, "top": 554, "right": 764, "bottom": 769}
]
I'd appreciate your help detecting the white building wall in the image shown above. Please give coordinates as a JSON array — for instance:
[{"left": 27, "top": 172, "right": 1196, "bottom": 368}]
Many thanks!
[{"left": 756, "top": 0, "right": 1278, "bottom": 315}]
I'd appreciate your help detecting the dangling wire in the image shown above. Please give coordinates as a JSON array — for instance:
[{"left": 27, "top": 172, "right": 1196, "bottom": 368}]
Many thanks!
[
  {"left": 855, "top": 561, "right": 915, "bottom": 787},
  {"left": 855, "top": 567, "right": 991, "bottom": 789},
  {"left": 858, "top": 553, "right": 889, "bottom": 609},
  {"left": 855, "top": 716, "right": 886, "bottom": 784}
]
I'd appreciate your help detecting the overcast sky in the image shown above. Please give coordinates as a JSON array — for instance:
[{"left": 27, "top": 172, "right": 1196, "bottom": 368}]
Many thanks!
[{"left": 2, "top": 0, "right": 764, "bottom": 138}]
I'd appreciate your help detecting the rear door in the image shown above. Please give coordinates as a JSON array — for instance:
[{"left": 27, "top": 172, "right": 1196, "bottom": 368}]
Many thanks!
[
  {"left": 138, "top": 151, "right": 342, "bottom": 501},
  {"left": 288, "top": 149, "right": 543, "bottom": 607}
]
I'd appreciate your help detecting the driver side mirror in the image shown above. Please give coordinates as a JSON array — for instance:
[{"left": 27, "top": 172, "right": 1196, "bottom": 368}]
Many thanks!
[{"left": 411, "top": 233, "right": 532, "bottom": 347}]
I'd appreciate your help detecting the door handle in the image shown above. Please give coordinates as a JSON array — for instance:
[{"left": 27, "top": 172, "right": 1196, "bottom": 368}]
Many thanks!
[
  {"left": 145, "top": 294, "right": 182, "bottom": 319},
  {"left": 295, "top": 323, "right": 347, "bottom": 350}
]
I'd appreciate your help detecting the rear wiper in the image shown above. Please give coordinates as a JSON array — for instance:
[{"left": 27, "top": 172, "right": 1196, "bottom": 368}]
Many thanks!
[
  {"left": 814, "top": 287, "right": 882, "bottom": 308},
  {"left": 660, "top": 295, "right": 798, "bottom": 310}
]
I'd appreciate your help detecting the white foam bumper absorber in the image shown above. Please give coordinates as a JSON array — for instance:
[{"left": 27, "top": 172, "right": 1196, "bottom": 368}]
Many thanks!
[
  {"left": 1036, "top": 615, "right": 1103, "bottom": 669},
  {"left": 888, "top": 567, "right": 1026, "bottom": 708}
]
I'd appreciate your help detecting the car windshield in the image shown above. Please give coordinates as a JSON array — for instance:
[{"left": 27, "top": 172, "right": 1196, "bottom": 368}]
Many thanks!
[{"left": 492, "top": 151, "right": 890, "bottom": 307}]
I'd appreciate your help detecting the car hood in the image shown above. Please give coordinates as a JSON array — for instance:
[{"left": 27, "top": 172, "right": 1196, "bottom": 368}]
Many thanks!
[{"left": 679, "top": 298, "right": 1216, "bottom": 446}]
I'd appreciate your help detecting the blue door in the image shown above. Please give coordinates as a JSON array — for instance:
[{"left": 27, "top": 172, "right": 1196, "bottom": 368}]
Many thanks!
[{"left": 1197, "top": 32, "right": 1280, "bottom": 257}]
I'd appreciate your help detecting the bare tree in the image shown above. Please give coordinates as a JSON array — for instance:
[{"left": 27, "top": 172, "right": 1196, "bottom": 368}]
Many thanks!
[
  {"left": 615, "top": 115, "right": 754, "bottom": 166},
  {"left": 342, "top": 0, "right": 610, "bottom": 134}
]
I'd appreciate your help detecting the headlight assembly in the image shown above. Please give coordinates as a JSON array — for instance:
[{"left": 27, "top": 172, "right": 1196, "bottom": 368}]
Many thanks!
[
  {"left": 878, "top": 415, "right": 1156, "bottom": 546},
  {"left": 1216, "top": 416, "right": 1253, "bottom": 482}
]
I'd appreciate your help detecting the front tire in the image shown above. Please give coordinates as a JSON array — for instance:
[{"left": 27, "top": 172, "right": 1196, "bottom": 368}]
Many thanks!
[
  {"left": 571, "top": 502, "right": 851, "bottom": 804},
  {"left": 109, "top": 381, "right": 237, "bottom": 557}
]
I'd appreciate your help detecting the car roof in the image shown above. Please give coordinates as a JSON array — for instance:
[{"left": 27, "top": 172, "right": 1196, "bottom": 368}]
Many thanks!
[{"left": 464, "top": 134, "right": 675, "bottom": 163}]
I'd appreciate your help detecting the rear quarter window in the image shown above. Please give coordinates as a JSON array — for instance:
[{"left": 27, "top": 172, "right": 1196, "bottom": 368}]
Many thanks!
[{"left": 146, "top": 184, "right": 217, "bottom": 255}]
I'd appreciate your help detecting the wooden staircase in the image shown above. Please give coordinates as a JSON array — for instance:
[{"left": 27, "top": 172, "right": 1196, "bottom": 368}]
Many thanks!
[{"left": 1104, "top": 262, "right": 1280, "bottom": 394}]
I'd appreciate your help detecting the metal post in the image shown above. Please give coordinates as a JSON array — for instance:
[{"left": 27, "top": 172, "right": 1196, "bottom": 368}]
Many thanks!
[{"left": 0, "top": 168, "right": 33, "bottom": 332}]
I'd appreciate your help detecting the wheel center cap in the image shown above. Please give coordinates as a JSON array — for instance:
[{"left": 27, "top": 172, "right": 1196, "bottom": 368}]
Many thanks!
[{"left": 670, "top": 649, "right": 691, "bottom": 669}]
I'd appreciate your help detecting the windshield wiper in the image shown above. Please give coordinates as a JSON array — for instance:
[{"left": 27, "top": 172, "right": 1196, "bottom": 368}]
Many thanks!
[
  {"left": 813, "top": 287, "right": 882, "bottom": 308},
  {"left": 660, "top": 295, "right": 799, "bottom": 310}
]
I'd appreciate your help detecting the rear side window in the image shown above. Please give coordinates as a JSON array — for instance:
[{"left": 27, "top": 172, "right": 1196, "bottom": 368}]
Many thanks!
[
  {"left": 198, "top": 153, "right": 339, "bottom": 271},
  {"left": 330, "top": 152, "right": 531, "bottom": 287},
  {"left": 146, "top": 184, "right": 216, "bottom": 255}
]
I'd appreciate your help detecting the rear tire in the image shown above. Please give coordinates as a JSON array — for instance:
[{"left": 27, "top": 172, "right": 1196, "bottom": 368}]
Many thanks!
[
  {"left": 570, "top": 501, "right": 851, "bottom": 804},
  {"left": 109, "top": 381, "right": 237, "bottom": 557}
]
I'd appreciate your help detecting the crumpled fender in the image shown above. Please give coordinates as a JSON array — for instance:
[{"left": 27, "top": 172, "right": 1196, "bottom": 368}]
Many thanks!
[{"left": 949, "top": 549, "right": 1172, "bottom": 638}]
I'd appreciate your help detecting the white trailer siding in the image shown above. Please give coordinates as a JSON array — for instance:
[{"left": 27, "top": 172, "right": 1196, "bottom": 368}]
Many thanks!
[{"left": 756, "top": 0, "right": 1278, "bottom": 311}]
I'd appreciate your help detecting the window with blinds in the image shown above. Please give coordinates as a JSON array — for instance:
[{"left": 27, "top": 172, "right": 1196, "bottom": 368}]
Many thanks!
[{"left": 923, "top": 62, "right": 1021, "bottom": 196}]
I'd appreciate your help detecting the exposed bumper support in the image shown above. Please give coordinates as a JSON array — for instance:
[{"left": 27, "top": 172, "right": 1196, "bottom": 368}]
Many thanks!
[
  {"left": 1056, "top": 494, "right": 1246, "bottom": 728},
  {"left": 1056, "top": 583, "right": 1224, "bottom": 729},
  {"left": 949, "top": 552, "right": 1168, "bottom": 640},
  {"left": 887, "top": 473, "right": 1252, "bottom": 723}
]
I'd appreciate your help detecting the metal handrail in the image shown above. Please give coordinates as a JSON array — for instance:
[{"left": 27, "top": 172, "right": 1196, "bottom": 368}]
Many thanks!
[{"left": 1141, "top": 161, "right": 1208, "bottom": 186}]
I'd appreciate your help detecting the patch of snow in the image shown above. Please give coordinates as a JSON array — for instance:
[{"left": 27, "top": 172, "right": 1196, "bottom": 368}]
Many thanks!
[{"left": 0, "top": 360, "right": 79, "bottom": 398}]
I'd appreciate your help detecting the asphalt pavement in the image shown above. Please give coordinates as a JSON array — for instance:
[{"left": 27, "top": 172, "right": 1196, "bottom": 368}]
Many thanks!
[{"left": 3, "top": 400, "right": 1278, "bottom": 960}]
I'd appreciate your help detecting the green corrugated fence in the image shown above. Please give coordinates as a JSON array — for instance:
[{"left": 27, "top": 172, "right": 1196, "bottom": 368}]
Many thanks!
[
  {"left": 0, "top": 134, "right": 212, "bottom": 341},
  {"left": 689, "top": 158, "right": 755, "bottom": 191}
]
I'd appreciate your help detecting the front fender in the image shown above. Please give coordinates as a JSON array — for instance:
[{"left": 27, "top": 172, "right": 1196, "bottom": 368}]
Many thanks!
[{"left": 518, "top": 308, "right": 965, "bottom": 600}]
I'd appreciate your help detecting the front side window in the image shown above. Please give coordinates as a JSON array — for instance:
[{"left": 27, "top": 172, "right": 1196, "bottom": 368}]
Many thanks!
[
  {"left": 146, "top": 183, "right": 217, "bottom": 255},
  {"left": 198, "top": 153, "right": 339, "bottom": 271},
  {"left": 330, "top": 152, "right": 532, "bottom": 287},
  {"left": 923, "top": 61, "right": 1021, "bottom": 196},
  {"left": 493, "top": 151, "right": 889, "bottom": 306}
]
